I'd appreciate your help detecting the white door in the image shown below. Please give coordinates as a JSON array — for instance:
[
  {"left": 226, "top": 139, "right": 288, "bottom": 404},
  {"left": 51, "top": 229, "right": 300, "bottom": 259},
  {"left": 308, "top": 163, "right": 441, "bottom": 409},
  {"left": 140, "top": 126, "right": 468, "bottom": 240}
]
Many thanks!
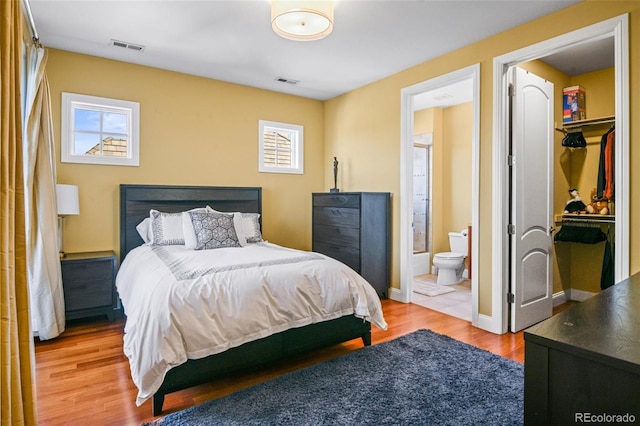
[{"left": 509, "top": 67, "right": 554, "bottom": 332}]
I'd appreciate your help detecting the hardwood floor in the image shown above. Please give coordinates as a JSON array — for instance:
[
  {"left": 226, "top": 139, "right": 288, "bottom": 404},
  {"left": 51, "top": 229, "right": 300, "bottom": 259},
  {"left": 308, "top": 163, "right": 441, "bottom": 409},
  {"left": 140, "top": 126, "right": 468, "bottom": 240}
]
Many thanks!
[{"left": 34, "top": 299, "right": 575, "bottom": 425}]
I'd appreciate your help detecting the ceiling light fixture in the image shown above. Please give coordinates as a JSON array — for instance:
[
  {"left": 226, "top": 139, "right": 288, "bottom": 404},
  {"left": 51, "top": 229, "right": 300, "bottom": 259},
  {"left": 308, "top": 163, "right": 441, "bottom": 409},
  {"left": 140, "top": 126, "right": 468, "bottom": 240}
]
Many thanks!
[{"left": 271, "top": 1, "right": 334, "bottom": 41}]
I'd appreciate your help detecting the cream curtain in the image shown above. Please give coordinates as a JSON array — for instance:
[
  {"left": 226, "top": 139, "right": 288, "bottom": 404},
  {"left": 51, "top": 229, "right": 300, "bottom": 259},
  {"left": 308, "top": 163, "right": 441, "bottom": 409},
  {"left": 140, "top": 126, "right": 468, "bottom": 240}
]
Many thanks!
[
  {"left": 22, "top": 44, "right": 65, "bottom": 341},
  {"left": 1, "top": 0, "right": 38, "bottom": 424}
]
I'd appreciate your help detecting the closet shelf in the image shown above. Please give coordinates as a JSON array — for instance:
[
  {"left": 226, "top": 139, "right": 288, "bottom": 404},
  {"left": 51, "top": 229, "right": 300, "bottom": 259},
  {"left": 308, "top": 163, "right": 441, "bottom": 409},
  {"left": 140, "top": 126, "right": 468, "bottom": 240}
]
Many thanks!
[
  {"left": 555, "top": 213, "right": 615, "bottom": 225},
  {"left": 555, "top": 115, "right": 615, "bottom": 134}
]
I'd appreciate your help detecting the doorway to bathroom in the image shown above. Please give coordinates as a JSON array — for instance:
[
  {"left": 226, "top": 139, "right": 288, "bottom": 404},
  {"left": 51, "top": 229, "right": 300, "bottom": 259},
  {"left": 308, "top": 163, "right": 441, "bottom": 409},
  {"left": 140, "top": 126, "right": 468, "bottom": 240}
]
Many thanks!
[{"left": 399, "top": 64, "right": 480, "bottom": 324}]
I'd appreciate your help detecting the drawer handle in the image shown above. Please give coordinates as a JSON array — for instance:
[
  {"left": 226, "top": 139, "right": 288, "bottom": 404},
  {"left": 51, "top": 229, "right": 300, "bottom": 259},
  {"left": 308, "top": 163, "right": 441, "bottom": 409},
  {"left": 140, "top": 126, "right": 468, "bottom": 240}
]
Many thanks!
[{"left": 331, "top": 209, "right": 342, "bottom": 216}]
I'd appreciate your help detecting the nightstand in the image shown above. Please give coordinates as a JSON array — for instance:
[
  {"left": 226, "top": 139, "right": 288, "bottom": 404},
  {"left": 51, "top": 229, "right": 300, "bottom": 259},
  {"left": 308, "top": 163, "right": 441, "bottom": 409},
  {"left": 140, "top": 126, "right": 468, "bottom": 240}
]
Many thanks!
[{"left": 60, "top": 251, "right": 118, "bottom": 322}]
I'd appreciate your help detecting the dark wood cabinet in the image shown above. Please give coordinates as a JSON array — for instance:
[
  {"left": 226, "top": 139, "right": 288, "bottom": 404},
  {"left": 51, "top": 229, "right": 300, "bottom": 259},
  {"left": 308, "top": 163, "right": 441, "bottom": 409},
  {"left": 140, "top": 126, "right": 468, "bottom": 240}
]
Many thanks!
[
  {"left": 524, "top": 273, "right": 640, "bottom": 425},
  {"left": 60, "top": 251, "right": 118, "bottom": 322},
  {"left": 312, "top": 192, "right": 391, "bottom": 298}
]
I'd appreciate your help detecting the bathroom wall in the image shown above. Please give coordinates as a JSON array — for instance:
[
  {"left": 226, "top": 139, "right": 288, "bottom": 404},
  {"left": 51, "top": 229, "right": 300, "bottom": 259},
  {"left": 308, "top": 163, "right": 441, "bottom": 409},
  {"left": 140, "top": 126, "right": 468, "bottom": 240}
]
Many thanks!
[{"left": 414, "top": 103, "right": 473, "bottom": 269}]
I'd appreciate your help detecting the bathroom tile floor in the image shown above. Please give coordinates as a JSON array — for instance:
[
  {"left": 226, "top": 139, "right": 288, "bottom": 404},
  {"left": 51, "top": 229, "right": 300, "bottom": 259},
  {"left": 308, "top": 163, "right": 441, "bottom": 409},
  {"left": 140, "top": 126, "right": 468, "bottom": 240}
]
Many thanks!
[{"left": 412, "top": 274, "right": 471, "bottom": 322}]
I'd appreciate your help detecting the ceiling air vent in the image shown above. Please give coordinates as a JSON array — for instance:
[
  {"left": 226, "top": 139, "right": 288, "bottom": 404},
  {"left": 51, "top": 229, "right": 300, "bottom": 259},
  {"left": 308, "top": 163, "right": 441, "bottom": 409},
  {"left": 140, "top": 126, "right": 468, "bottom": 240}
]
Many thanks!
[
  {"left": 275, "top": 77, "right": 300, "bottom": 85},
  {"left": 110, "top": 39, "right": 145, "bottom": 52}
]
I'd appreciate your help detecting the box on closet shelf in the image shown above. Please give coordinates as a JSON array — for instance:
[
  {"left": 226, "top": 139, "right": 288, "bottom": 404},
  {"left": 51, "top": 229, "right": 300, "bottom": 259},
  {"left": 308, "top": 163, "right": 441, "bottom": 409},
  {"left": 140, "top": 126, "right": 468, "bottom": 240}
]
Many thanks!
[{"left": 563, "top": 86, "right": 586, "bottom": 123}]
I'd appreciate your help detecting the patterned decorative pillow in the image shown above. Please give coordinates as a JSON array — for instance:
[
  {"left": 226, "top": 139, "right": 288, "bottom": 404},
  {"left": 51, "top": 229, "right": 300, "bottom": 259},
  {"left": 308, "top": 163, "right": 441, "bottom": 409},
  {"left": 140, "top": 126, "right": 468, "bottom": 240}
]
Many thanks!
[
  {"left": 187, "top": 211, "right": 241, "bottom": 250},
  {"left": 241, "top": 213, "right": 263, "bottom": 243}
]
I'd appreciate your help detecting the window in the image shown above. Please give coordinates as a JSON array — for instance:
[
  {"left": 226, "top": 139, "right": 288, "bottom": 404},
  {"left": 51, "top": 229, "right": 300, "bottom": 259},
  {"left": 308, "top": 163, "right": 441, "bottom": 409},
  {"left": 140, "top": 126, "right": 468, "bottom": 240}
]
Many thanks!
[
  {"left": 259, "top": 120, "right": 303, "bottom": 174},
  {"left": 61, "top": 92, "right": 140, "bottom": 166}
]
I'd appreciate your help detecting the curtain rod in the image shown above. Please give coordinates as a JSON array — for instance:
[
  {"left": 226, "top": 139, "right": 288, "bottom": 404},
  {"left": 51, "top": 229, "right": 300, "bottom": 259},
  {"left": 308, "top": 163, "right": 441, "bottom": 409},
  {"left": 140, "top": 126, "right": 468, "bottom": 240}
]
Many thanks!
[{"left": 22, "top": 0, "right": 41, "bottom": 47}]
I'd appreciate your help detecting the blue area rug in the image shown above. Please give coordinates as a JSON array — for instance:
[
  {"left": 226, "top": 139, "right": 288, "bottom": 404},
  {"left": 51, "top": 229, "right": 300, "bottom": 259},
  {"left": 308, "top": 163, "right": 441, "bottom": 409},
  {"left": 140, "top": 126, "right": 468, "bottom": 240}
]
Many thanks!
[{"left": 150, "top": 329, "right": 523, "bottom": 425}]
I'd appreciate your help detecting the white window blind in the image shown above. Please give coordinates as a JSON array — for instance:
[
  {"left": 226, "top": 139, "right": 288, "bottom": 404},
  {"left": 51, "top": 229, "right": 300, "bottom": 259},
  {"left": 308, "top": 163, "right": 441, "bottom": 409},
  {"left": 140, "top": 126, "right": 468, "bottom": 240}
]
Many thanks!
[{"left": 259, "top": 120, "right": 303, "bottom": 174}]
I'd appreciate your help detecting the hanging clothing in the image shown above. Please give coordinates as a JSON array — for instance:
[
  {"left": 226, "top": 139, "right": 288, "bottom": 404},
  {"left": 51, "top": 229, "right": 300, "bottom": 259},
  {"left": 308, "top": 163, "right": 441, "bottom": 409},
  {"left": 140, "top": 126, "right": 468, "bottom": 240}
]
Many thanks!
[
  {"left": 597, "top": 127, "right": 615, "bottom": 201},
  {"left": 553, "top": 225, "right": 607, "bottom": 244},
  {"left": 600, "top": 239, "right": 615, "bottom": 290},
  {"left": 604, "top": 129, "right": 615, "bottom": 201}
]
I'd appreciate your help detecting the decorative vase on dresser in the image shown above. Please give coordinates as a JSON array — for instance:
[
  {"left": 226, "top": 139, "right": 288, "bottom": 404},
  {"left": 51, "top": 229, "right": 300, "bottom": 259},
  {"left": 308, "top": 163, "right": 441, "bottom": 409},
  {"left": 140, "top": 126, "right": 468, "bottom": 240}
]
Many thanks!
[{"left": 312, "top": 192, "right": 391, "bottom": 298}]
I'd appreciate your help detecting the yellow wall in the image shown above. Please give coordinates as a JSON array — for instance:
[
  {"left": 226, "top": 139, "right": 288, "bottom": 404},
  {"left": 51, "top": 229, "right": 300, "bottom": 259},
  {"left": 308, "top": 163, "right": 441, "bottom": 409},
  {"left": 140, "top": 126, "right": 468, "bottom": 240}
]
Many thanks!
[
  {"left": 324, "top": 1, "right": 640, "bottom": 316},
  {"left": 443, "top": 103, "right": 473, "bottom": 238},
  {"left": 47, "top": 50, "right": 326, "bottom": 255}
]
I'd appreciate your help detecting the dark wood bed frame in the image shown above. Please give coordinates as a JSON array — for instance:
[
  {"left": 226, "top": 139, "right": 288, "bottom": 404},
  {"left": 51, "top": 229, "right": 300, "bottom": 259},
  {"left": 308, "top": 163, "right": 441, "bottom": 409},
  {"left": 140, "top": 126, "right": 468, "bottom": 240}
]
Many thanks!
[{"left": 119, "top": 184, "right": 372, "bottom": 415}]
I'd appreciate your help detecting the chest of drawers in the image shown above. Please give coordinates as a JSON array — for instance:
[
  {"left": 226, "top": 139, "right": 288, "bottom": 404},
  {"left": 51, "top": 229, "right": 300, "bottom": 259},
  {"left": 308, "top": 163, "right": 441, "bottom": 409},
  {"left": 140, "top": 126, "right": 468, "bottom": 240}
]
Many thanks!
[{"left": 312, "top": 192, "right": 391, "bottom": 298}]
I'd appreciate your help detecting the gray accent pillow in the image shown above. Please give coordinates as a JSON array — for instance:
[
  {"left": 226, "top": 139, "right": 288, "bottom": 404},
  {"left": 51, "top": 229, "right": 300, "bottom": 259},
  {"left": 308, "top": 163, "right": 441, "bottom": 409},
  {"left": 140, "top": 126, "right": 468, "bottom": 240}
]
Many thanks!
[{"left": 188, "top": 211, "right": 241, "bottom": 250}]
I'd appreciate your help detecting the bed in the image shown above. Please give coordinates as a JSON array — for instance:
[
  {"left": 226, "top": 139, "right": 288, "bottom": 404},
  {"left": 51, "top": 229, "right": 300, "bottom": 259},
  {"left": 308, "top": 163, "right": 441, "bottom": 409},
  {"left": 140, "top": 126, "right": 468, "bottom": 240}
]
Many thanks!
[{"left": 117, "top": 184, "right": 387, "bottom": 415}]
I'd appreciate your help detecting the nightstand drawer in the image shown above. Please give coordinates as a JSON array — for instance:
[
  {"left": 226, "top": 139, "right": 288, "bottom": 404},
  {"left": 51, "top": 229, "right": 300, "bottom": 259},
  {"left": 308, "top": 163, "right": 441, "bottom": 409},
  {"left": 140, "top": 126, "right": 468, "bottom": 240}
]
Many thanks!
[
  {"left": 313, "top": 207, "right": 360, "bottom": 228},
  {"left": 64, "top": 279, "right": 113, "bottom": 311},
  {"left": 61, "top": 260, "right": 113, "bottom": 282}
]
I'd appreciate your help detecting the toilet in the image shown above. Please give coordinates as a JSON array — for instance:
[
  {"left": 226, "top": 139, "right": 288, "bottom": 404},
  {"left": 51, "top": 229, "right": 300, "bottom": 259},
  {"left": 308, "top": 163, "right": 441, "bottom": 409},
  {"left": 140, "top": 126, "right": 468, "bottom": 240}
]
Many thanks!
[{"left": 433, "top": 229, "right": 469, "bottom": 285}]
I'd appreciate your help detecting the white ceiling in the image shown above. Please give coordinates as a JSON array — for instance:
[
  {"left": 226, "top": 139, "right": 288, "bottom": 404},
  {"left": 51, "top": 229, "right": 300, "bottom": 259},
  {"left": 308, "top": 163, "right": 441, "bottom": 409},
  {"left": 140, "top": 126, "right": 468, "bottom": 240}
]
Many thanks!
[
  {"left": 27, "top": 0, "right": 585, "bottom": 102},
  {"left": 412, "top": 33, "right": 615, "bottom": 110}
]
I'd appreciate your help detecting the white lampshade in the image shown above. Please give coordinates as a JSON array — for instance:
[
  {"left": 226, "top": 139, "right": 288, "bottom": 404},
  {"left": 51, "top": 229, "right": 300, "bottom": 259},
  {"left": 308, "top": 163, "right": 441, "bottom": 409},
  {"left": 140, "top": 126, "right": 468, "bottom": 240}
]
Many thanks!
[
  {"left": 56, "top": 184, "right": 79, "bottom": 216},
  {"left": 271, "top": 1, "right": 334, "bottom": 41}
]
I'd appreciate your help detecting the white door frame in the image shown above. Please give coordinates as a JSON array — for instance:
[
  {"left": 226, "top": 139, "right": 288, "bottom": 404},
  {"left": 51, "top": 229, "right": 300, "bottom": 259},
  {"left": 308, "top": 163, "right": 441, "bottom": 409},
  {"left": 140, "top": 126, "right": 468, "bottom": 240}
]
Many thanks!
[
  {"left": 397, "top": 64, "right": 481, "bottom": 327},
  {"left": 492, "top": 14, "right": 629, "bottom": 334}
]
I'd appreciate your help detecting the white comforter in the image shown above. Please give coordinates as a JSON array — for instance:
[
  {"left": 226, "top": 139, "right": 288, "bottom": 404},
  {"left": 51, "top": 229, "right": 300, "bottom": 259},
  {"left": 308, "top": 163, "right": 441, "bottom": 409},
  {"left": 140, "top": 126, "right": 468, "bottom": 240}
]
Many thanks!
[{"left": 116, "top": 242, "right": 387, "bottom": 406}]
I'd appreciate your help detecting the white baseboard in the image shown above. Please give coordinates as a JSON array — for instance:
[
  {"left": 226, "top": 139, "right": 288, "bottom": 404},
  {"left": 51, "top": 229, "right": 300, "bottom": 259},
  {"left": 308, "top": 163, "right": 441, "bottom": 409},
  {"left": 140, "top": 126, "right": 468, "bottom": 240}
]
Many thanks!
[
  {"left": 552, "top": 291, "right": 568, "bottom": 307},
  {"left": 389, "top": 287, "right": 409, "bottom": 303},
  {"left": 568, "top": 288, "right": 597, "bottom": 302},
  {"left": 476, "top": 313, "right": 502, "bottom": 334},
  {"left": 553, "top": 288, "right": 596, "bottom": 305}
]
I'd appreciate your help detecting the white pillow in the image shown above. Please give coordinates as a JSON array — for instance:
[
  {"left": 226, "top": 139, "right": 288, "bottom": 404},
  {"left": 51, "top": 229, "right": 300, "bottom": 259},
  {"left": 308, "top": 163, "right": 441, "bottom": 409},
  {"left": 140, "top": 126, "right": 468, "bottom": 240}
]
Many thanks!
[
  {"left": 149, "top": 207, "right": 209, "bottom": 246},
  {"left": 232, "top": 213, "right": 248, "bottom": 246},
  {"left": 136, "top": 218, "right": 152, "bottom": 244}
]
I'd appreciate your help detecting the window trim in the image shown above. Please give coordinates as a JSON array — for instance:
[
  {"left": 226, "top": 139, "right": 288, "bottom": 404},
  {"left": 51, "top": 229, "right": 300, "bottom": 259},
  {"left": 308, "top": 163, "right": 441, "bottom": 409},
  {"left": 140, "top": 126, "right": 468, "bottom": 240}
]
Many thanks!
[
  {"left": 258, "top": 120, "right": 303, "bottom": 174},
  {"left": 61, "top": 92, "right": 140, "bottom": 166}
]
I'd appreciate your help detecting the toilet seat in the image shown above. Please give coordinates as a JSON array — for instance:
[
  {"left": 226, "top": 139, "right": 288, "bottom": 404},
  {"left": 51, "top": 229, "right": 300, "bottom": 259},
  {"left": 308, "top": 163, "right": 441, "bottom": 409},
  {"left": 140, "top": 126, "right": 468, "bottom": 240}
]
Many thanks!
[{"left": 433, "top": 252, "right": 465, "bottom": 260}]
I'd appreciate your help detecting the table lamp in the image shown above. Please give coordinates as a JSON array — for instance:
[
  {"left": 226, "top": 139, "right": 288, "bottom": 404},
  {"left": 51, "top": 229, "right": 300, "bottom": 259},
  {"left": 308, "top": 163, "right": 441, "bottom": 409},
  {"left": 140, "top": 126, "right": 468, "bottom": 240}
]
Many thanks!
[{"left": 56, "top": 184, "right": 79, "bottom": 258}]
